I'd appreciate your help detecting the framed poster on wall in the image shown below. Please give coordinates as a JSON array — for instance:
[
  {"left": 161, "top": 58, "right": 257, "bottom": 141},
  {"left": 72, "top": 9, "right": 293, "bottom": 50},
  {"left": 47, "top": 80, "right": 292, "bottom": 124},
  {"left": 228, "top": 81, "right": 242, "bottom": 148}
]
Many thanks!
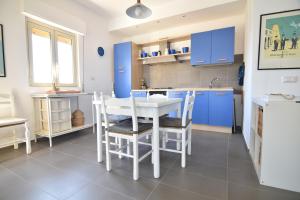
[
  {"left": 0, "top": 24, "right": 6, "bottom": 77},
  {"left": 258, "top": 9, "right": 300, "bottom": 70}
]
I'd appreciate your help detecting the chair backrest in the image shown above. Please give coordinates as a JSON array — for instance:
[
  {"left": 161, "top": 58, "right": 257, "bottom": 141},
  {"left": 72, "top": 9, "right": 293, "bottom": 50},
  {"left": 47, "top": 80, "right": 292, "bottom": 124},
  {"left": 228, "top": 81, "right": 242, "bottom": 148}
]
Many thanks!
[
  {"left": 181, "top": 91, "right": 196, "bottom": 126},
  {"left": 101, "top": 93, "right": 138, "bottom": 132},
  {"left": 0, "top": 93, "right": 15, "bottom": 118}
]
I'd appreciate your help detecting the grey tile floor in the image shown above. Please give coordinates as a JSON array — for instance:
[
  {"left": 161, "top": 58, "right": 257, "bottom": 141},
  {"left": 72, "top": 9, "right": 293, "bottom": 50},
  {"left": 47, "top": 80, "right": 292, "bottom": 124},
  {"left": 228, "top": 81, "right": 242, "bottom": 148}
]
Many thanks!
[{"left": 0, "top": 128, "right": 299, "bottom": 200}]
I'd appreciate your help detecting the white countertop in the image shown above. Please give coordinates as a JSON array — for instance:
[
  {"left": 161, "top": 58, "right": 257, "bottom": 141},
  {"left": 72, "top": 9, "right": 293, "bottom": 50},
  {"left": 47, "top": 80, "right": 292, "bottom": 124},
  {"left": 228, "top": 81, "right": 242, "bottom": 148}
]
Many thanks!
[
  {"left": 132, "top": 87, "right": 234, "bottom": 92},
  {"left": 31, "top": 92, "right": 92, "bottom": 98},
  {"left": 253, "top": 94, "right": 300, "bottom": 107}
]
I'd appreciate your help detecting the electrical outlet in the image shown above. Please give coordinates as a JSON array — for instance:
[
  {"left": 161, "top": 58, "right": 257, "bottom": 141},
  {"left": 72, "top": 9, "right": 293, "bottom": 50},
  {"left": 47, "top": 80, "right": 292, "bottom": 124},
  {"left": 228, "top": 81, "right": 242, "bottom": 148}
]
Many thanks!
[{"left": 281, "top": 76, "right": 298, "bottom": 83}]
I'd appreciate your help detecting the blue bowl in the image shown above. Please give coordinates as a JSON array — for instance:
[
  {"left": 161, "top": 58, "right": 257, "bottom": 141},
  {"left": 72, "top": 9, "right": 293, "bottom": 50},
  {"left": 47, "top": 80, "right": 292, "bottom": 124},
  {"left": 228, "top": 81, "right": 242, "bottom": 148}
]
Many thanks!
[
  {"left": 141, "top": 52, "right": 148, "bottom": 58},
  {"left": 168, "top": 49, "right": 176, "bottom": 54},
  {"left": 152, "top": 51, "right": 158, "bottom": 56},
  {"left": 182, "top": 47, "right": 189, "bottom": 53}
]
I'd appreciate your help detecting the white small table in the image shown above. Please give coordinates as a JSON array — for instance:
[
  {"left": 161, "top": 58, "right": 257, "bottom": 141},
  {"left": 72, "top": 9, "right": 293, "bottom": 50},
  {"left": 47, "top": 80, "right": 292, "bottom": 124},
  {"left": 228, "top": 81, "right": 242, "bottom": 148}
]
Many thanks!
[
  {"left": 32, "top": 92, "right": 94, "bottom": 147},
  {"left": 95, "top": 97, "right": 181, "bottom": 178}
]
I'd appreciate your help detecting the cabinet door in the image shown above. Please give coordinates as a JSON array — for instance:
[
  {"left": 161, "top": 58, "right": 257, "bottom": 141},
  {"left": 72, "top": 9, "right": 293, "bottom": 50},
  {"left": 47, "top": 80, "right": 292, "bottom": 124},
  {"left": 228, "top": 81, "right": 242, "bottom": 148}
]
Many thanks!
[
  {"left": 211, "top": 27, "right": 235, "bottom": 64},
  {"left": 191, "top": 31, "right": 212, "bottom": 65},
  {"left": 192, "top": 91, "right": 209, "bottom": 124},
  {"left": 168, "top": 91, "right": 187, "bottom": 118},
  {"left": 209, "top": 91, "right": 233, "bottom": 127},
  {"left": 132, "top": 91, "right": 147, "bottom": 97},
  {"left": 114, "top": 42, "right": 132, "bottom": 98}
]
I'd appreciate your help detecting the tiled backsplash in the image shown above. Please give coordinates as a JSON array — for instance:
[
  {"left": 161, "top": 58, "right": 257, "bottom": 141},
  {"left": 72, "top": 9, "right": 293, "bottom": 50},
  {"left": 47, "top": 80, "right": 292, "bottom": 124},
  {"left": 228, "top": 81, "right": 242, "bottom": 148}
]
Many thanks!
[{"left": 143, "top": 54, "right": 243, "bottom": 90}]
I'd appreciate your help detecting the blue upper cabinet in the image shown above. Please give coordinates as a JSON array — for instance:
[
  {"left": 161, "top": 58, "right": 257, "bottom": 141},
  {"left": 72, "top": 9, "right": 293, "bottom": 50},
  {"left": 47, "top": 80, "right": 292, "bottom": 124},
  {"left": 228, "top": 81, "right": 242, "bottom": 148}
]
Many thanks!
[
  {"left": 191, "top": 31, "right": 212, "bottom": 65},
  {"left": 114, "top": 42, "right": 132, "bottom": 98},
  {"left": 168, "top": 91, "right": 187, "bottom": 118},
  {"left": 211, "top": 27, "right": 235, "bottom": 64},
  {"left": 208, "top": 91, "right": 233, "bottom": 127},
  {"left": 191, "top": 27, "right": 235, "bottom": 66},
  {"left": 192, "top": 91, "right": 209, "bottom": 124}
]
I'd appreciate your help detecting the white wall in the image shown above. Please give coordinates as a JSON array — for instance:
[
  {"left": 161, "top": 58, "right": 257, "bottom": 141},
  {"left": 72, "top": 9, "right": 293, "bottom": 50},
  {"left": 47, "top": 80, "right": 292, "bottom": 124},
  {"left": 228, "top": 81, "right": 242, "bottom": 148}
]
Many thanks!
[
  {"left": 124, "top": 14, "right": 245, "bottom": 54},
  {"left": 243, "top": 0, "right": 300, "bottom": 147},
  {"left": 0, "top": 0, "right": 120, "bottom": 139}
]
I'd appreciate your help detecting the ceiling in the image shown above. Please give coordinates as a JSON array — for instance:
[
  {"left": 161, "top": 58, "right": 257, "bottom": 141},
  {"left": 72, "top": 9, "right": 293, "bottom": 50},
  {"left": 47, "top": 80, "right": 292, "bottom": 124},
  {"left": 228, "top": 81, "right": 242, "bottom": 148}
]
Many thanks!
[
  {"left": 75, "top": 0, "right": 179, "bottom": 18},
  {"left": 74, "top": 0, "right": 246, "bottom": 36}
]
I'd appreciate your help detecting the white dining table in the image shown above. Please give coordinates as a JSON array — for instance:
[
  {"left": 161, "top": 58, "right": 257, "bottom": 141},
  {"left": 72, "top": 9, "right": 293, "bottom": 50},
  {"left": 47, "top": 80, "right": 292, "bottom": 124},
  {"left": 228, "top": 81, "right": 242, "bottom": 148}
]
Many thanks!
[{"left": 94, "top": 97, "right": 182, "bottom": 178}]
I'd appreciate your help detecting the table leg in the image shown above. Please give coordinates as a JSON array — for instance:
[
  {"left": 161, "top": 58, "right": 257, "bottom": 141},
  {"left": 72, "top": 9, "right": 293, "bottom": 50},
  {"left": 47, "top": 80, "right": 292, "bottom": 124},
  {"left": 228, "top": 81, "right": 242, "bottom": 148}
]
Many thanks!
[{"left": 153, "top": 110, "right": 160, "bottom": 178}]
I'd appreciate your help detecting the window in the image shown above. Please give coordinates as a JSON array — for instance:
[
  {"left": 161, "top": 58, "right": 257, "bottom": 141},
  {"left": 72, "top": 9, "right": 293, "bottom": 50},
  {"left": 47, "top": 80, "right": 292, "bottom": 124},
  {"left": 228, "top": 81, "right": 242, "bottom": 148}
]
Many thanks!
[{"left": 27, "top": 20, "right": 78, "bottom": 86}]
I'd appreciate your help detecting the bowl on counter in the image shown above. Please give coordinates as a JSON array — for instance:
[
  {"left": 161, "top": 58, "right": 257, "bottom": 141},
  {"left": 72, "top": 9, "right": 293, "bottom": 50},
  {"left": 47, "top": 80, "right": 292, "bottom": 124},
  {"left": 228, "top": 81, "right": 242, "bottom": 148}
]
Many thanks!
[{"left": 182, "top": 47, "right": 189, "bottom": 53}]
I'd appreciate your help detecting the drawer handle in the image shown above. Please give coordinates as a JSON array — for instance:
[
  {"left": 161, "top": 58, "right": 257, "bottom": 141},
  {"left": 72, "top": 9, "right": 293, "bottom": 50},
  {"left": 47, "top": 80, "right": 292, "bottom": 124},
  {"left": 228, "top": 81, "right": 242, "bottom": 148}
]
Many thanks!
[
  {"left": 218, "top": 58, "right": 227, "bottom": 61},
  {"left": 216, "top": 92, "right": 226, "bottom": 96},
  {"left": 119, "top": 70, "right": 124, "bottom": 73},
  {"left": 197, "top": 60, "right": 205, "bottom": 63}
]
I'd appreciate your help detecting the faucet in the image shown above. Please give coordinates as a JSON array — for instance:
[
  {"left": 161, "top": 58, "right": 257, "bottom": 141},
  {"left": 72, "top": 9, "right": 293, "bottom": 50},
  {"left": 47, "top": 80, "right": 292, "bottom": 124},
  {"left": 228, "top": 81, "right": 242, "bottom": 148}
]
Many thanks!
[{"left": 209, "top": 77, "right": 219, "bottom": 88}]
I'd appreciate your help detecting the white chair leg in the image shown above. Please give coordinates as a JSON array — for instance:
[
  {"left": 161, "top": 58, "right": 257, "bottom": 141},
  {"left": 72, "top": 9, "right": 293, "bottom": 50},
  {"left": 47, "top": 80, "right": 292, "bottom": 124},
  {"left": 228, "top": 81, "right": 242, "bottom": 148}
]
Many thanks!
[
  {"left": 24, "top": 122, "right": 31, "bottom": 154},
  {"left": 105, "top": 131, "right": 112, "bottom": 171},
  {"left": 176, "top": 133, "right": 181, "bottom": 151},
  {"left": 188, "top": 126, "right": 192, "bottom": 155},
  {"left": 181, "top": 130, "right": 186, "bottom": 168},
  {"left": 146, "top": 134, "right": 150, "bottom": 140},
  {"left": 96, "top": 119, "right": 103, "bottom": 163},
  {"left": 127, "top": 139, "right": 130, "bottom": 155},
  {"left": 133, "top": 135, "right": 139, "bottom": 180},
  {"left": 165, "top": 133, "right": 169, "bottom": 142},
  {"left": 118, "top": 138, "right": 123, "bottom": 159},
  {"left": 34, "top": 134, "right": 37, "bottom": 143},
  {"left": 49, "top": 136, "right": 52, "bottom": 147},
  {"left": 13, "top": 129, "right": 18, "bottom": 149},
  {"left": 162, "top": 131, "right": 166, "bottom": 149}
]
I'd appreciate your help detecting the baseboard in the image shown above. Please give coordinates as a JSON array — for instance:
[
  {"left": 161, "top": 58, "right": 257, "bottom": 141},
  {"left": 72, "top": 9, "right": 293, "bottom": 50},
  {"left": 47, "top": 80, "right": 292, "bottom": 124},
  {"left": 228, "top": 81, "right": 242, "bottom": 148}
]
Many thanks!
[{"left": 192, "top": 124, "right": 232, "bottom": 134}]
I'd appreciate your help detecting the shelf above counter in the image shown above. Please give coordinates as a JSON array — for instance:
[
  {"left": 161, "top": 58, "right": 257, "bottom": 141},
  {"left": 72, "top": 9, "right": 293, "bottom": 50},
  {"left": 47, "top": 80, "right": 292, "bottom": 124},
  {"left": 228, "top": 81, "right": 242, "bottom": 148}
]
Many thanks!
[{"left": 138, "top": 52, "right": 190, "bottom": 65}]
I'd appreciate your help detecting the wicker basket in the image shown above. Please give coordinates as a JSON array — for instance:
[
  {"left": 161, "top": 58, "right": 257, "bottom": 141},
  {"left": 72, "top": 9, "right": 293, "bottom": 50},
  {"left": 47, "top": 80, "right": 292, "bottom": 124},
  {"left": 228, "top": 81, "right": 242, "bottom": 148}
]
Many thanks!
[{"left": 72, "top": 109, "right": 85, "bottom": 127}]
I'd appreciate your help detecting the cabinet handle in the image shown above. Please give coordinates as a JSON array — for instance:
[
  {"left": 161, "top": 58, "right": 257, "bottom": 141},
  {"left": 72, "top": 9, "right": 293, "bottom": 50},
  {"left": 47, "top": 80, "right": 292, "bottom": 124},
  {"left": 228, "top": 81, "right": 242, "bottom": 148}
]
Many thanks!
[
  {"left": 216, "top": 92, "right": 226, "bottom": 96},
  {"left": 197, "top": 60, "right": 205, "bottom": 63},
  {"left": 119, "top": 70, "right": 124, "bottom": 73},
  {"left": 196, "top": 92, "right": 204, "bottom": 95},
  {"left": 218, "top": 58, "right": 227, "bottom": 61}
]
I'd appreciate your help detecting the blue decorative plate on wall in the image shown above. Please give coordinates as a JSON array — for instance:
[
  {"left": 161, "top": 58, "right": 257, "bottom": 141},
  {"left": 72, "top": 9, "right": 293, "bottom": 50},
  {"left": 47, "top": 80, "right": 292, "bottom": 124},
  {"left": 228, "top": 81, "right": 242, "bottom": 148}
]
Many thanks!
[{"left": 97, "top": 47, "right": 104, "bottom": 56}]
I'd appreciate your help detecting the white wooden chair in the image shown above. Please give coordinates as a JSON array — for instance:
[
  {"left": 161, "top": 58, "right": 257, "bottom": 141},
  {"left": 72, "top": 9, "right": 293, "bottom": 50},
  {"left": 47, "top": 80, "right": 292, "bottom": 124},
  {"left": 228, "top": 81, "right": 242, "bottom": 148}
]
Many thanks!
[
  {"left": 160, "top": 91, "right": 195, "bottom": 168},
  {"left": 0, "top": 93, "right": 31, "bottom": 154},
  {"left": 93, "top": 92, "right": 130, "bottom": 163},
  {"left": 101, "top": 94, "right": 153, "bottom": 180}
]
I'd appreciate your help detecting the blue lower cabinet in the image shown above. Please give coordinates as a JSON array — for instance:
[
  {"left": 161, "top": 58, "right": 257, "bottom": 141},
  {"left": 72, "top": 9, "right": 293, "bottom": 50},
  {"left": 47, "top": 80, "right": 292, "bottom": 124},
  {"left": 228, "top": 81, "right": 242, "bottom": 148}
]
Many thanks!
[
  {"left": 208, "top": 91, "right": 233, "bottom": 127},
  {"left": 192, "top": 91, "right": 209, "bottom": 124},
  {"left": 168, "top": 91, "right": 187, "bottom": 118},
  {"left": 132, "top": 91, "right": 147, "bottom": 97}
]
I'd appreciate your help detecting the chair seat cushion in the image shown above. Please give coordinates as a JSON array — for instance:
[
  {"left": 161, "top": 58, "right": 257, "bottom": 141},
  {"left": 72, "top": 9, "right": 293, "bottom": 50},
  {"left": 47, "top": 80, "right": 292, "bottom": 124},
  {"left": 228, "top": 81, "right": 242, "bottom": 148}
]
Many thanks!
[
  {"left": 0, "top": 118, "right": 27, "bottom": 128},
  {"left": 159, "top": 117, "right": 191, "bottom": 128},
  {"left": 108, "top": 119, "right": 152, "bottom": 135},
  {"left": 104, "top": 115, "right": 130, "bottom": 124}
]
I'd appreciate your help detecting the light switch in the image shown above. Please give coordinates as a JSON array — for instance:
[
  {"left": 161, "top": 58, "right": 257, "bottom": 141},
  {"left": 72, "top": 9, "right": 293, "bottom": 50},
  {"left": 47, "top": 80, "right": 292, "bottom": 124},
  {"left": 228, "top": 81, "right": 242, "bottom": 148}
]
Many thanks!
[{"left": 281, "top": 76, "right": 298, "bottom": 83}]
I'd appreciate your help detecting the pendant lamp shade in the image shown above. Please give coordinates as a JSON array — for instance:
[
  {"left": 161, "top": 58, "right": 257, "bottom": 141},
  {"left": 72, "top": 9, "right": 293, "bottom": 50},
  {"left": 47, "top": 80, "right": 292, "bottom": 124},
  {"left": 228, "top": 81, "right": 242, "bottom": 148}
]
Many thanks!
[{"left": 126, "top": 0, "right": 152, "bottom": 19}]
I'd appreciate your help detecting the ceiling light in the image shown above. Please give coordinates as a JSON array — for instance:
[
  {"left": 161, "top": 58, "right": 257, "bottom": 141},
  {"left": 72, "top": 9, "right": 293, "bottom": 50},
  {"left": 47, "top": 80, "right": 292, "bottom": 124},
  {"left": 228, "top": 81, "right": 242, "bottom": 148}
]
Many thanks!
[{"left": 126, "top": 0, "right": 152, "bottom": 19}]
